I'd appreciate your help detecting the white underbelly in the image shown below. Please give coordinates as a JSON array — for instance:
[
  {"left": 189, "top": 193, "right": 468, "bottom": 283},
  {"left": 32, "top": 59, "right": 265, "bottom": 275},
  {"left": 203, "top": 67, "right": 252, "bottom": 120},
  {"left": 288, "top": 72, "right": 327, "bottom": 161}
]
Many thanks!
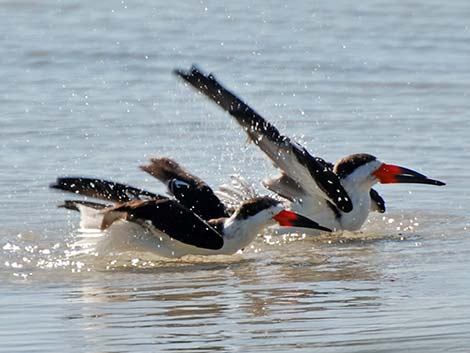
[
  {"left": 72, "top": 220, "right": 240, "bottom": 258},
  {"left": 285, "top": 194, "right": 370, "bottom": 233}
]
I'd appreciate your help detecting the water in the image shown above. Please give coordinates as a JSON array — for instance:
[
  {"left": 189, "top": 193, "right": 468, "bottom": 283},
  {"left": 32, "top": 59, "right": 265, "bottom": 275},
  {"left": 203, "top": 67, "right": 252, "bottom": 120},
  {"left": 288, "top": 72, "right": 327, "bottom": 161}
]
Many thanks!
[{"left": 1, "top": 0, "right": 470, "bottom": 352}]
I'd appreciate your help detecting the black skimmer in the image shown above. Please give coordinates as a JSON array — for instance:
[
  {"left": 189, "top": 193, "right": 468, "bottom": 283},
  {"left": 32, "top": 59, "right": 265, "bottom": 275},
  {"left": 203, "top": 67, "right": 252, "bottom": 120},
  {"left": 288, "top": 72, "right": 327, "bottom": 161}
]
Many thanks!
[
  {"left": 51, "top": 157, "right": 331, "bottom": 258},
  {"left": 174, "top": 65, "right": 446, "bottom": 232}
]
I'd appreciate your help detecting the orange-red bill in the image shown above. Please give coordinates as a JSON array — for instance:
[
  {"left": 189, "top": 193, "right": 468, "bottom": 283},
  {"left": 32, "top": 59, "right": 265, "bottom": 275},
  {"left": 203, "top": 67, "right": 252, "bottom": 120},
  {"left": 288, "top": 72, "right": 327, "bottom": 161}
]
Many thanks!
[
  {"left": 273, "top": 210, "right": 332, "bottom": 232},
  {"left": 373, "top": 164, "right": 445, "bottom": 186}
]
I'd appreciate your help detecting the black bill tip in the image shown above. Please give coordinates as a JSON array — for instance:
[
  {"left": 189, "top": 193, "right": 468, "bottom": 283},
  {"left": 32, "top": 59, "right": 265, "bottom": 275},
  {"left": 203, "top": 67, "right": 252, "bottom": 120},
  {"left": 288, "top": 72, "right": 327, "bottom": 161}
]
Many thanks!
[{"left": 273, "top": 210, "right": 332, "bottom": 232}]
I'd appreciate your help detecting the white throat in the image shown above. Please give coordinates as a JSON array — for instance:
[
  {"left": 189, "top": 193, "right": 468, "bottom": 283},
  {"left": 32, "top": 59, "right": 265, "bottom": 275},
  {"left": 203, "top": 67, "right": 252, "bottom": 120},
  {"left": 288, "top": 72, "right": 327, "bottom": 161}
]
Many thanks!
[
  {"left": 221, "top": 206, "right": 282, "bottom": 254},
  {"left": 337, "top": 161, "right": 381, "bottom": 230}
]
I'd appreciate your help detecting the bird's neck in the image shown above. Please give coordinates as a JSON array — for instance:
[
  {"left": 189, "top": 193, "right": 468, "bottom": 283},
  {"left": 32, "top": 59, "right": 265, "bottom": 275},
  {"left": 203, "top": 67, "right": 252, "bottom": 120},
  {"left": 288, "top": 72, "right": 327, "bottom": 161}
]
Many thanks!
[{"left": 221, "top": 215, "right": 267, "bottom": 254}]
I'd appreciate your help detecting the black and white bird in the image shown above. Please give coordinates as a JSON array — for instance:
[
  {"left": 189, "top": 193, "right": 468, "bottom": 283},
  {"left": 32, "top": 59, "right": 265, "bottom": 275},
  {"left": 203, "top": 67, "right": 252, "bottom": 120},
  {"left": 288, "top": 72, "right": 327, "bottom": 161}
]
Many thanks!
[
  {"left": 174, "top": 65, "right": 445, "bottom": 232},
  {"left": 51, "top": 157, "right": 331, "bottom": 258}
]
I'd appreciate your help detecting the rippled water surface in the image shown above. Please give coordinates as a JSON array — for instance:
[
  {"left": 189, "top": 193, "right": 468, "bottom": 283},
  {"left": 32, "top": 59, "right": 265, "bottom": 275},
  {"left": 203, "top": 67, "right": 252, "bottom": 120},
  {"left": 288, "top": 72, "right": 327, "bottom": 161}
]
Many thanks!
[{"left": 1, "top": 1, "right": 470, "bottom": 352}]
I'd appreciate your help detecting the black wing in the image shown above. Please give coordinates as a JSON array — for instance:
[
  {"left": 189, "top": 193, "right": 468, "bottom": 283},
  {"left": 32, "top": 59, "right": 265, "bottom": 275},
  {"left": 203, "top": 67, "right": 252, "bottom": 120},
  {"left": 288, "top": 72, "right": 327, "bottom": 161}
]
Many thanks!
[
  {"left": 50, "top": 177, "right": 164, "bottom": 203},
  {"left": 59, "top": 199, "right": 110, "bottom": 211},
  {"left": 110, "top": 199, "right": 224, "bottom": 250},
  {"left": 174, "top": 65, "right": 353, "bottom": 213},
  {"left": 140, "top": 157, "right": 228, "bottom": 219},
  {"left": 370, "top": 188, "right": 386, "bottom": 213}
]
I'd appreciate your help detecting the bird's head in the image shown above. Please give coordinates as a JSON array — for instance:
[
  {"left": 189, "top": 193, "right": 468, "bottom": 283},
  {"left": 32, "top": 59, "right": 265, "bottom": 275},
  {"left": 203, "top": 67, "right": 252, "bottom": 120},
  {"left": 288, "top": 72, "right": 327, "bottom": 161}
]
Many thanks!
[
  {"left": 334, "top": 153, "right": 445, "bottom": 188},
  {"left": 233, "top": 196, "right": 331, "bottom": 232}
]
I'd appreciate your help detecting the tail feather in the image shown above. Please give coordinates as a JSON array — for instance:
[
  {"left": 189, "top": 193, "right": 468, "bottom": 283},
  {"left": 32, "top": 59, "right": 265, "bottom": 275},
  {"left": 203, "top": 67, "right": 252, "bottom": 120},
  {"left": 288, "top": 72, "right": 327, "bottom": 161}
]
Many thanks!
[{"left": 71, "top": 202, "right": 107, "bottom": 230}]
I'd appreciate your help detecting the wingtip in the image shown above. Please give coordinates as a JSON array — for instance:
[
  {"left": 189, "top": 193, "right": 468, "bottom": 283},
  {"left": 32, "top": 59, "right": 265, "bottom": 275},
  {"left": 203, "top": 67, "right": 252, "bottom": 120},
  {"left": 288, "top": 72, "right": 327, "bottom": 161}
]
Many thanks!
[
  {"left": 190, "top": 64, "right": 203, "bottom": 74},
  {"left": 172, "top": 67, "right": 186, "bottom": 78},
  {"left": 139, "top": 164, "right": 150, "bottom": 173},
  {"left": 173, "top": 64, "right": 204, "bottom": 79},
  {"left": 49, "top": 177, "right": 79, "bottom": 192},
  {"left": 49, "top": 178, "right": 64, "bottom": 190}
]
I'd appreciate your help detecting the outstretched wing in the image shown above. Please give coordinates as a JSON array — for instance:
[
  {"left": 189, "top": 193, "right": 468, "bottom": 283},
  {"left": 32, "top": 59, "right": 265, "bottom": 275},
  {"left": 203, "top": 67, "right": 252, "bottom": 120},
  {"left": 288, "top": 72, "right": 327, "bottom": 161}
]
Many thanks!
[
  {"left": 50, "top": 177, "right": 164, "bottom": 203},
  {"left": 174, "top": 65, "right": 353, "bottom": 213},
  {"left": 140, "top": 157, "right": 228, "bottom": 220},
  {"left": 106, "top": 199, "right": 224, "bottom": 250}
]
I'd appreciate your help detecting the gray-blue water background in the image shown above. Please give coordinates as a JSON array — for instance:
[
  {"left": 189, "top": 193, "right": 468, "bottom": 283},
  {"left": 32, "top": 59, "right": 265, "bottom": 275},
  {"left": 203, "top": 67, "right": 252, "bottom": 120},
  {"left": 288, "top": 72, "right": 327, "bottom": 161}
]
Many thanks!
[{"left": 1, "top": 1, "right": 469, "bottom": 352}]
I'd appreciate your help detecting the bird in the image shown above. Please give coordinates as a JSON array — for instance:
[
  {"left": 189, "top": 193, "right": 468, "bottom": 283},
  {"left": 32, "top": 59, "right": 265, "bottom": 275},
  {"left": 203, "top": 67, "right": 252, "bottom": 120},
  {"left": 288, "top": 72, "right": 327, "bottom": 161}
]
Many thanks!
[
  {"left": 50, "top": 157, "right": 331, "bottom": 258},
  {"left": 173, "top": 65, "right": 445, "bottom": 232}
]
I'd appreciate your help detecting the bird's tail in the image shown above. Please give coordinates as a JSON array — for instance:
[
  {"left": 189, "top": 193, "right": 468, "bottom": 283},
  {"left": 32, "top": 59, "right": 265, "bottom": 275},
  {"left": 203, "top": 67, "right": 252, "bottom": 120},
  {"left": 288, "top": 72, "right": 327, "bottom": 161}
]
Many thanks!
[
  {"left": 59, "top": 200, "right": 108, "bottom": 256},
  {"left": 59, "top": 199, "right": 108, "bottom": 230}
]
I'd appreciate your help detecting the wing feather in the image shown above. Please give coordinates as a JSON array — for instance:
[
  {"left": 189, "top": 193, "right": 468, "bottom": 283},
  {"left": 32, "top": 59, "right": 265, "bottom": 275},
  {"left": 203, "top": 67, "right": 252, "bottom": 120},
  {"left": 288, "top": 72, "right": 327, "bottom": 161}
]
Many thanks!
[
  {"left": 174, "top": 65, "right": 353, "bottom": 213},
  {"left": 106, "top": 199, "right": 224, "bottom": 250},
  {"left": 140, "top": 157, "right": 228, "bottom": 219},
  {"left": 50, "top": 177, "right": 163, "bottom": 203}
]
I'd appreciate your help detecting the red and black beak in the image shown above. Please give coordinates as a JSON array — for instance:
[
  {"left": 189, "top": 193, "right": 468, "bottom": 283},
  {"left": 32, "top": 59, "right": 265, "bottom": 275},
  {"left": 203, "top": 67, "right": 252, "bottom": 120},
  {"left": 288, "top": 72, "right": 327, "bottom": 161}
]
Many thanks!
[
  {"left": 273, "top": 210, "right": 332, "bottom": 232},
  {"left": 373, "top": 164, "right": 445, "bottom": 186}
]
